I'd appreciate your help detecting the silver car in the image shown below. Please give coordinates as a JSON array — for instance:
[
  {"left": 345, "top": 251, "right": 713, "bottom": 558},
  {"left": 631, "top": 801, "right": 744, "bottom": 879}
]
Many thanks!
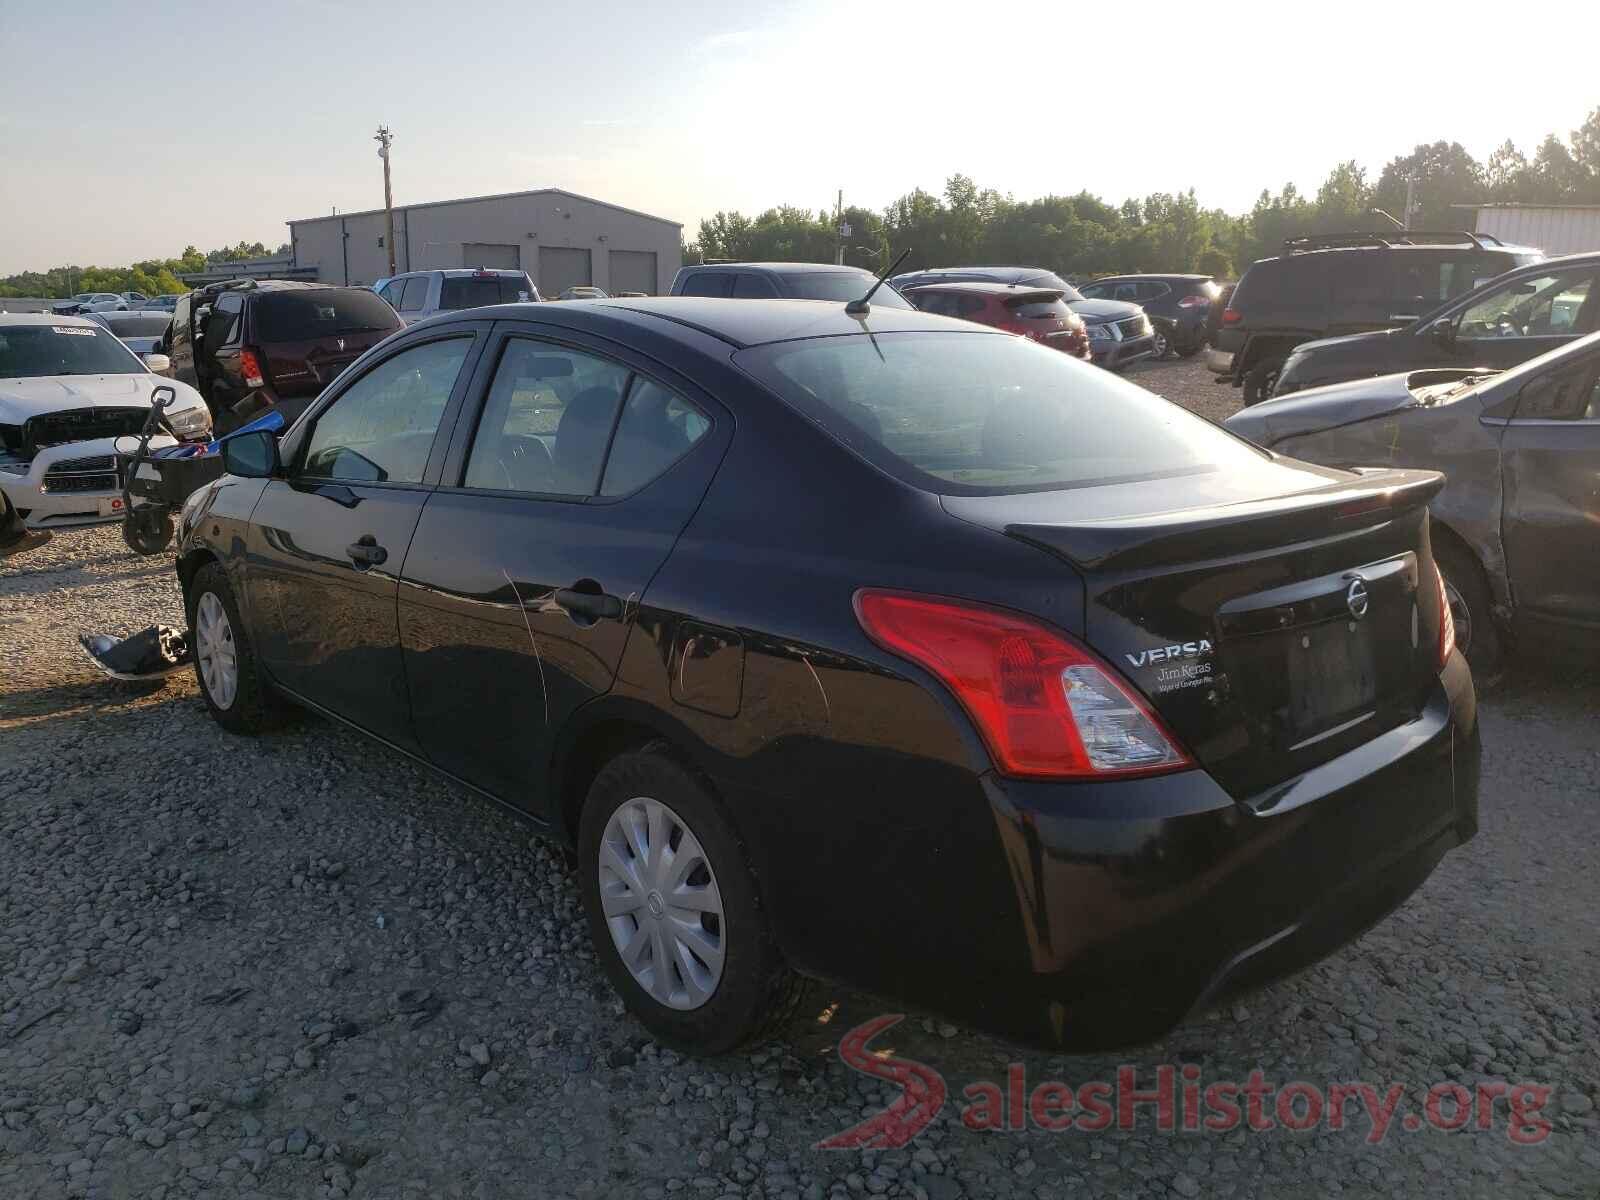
[
  {"left": 1224, "top": 330, "right": 1600, "bottom": 675},
  {"left": 375, "top": 268, "right": 539, "bottom": 325}
]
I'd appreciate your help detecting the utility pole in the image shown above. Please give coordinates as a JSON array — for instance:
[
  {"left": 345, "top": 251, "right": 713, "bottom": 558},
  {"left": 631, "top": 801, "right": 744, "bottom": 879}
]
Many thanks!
[
  {"left": 835, "top": 189, "right": 846, "bottom": 265},
  {"left": 1402, "top": 175, "right": 1416, "bottom": 231},
  {"left": 375, "top": 126, "right": 397, "bottom": 276}
]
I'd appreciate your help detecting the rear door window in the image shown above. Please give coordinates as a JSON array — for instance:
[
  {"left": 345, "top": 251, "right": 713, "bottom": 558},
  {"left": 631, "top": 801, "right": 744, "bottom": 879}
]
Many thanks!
[
  {"left": 733, "top": 273, "right": 779, "bottom": 298},
  {"left": 599, "top": 379, "right": 712, "bottom": 496},
  {"left": 679, "top": 272, "right": 734, "bottom": 298},
  {"left": 255, "top": 289, "right": 400, "bottom": 341},
  {"left": 399, "top": 277, "right": 430, "bottom": 311}
]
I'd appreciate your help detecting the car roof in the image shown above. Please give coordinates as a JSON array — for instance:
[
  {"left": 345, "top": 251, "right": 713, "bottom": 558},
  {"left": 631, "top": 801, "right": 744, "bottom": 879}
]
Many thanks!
[
  {"left": 1089, "top": 273, "right": 1212, "bottom": 283},
  {"left": 904, "top": 281, "right": 1060, "bottom": 296},
  {"left": 519, "top": 296, "right": 999, "bottom": 349},
  {"left": 895, "top": 266, "right": 1053, "bottom": 280},
  {"left": 684, "top": 262, "right": 875, "bottom": 276},
  {"left": 0, "top": 312, "right": 98, "bottom": 327}
]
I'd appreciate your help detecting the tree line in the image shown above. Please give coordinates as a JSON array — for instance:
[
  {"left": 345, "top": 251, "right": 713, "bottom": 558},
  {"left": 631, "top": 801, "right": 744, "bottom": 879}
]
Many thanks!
[
  {"left": 691, "top": 108, "right": 1600, "bottom": 280},
  {"left": 0, "top": 241, "right": 290, "bottom": 300}
]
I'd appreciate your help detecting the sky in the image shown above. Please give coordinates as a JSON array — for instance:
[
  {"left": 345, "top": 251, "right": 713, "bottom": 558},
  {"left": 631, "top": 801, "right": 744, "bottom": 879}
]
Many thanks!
[{"left": 2, "top": 0, "right": 1597, "bottom": 274}]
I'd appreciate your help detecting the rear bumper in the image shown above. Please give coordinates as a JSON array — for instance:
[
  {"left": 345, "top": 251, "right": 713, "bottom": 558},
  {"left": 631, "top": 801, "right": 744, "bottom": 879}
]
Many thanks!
[
  {"left": 963, "top": 653, "right": 1478, "bottom": 1049},
  {"left": 759, "top": 653, "right": 1479, "bottom": 1052},
  {"left": 1093, "top": 333, "right": 1158, "bottom": 370}
]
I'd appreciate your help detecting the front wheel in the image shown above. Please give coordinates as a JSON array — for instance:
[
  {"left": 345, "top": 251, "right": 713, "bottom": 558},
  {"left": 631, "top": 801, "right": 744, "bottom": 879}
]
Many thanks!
[
  {"left": 578, "top": 748, "right": 807, "bottom": 1054},
  {"left": 185, "top": 562, "right": 290, "bottom": 733},
  {"left": 1150, "top": 326, "right": 1172, "bottom": 360},
  {"left": 1242, "top": 357, "right": 1286, "bottom": 406}
]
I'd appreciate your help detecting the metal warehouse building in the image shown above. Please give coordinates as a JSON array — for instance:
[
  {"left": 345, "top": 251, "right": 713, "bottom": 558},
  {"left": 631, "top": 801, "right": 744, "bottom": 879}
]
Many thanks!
[
  {"left": 287, "top": 188, "right": 682, "bottom": 295},
  {"left": 1460, "top": 203, "right": 1600, "bottom": 257}
]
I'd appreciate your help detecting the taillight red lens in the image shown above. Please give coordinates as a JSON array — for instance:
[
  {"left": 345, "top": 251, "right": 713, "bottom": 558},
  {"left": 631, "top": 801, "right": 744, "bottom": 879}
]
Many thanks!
[
  {"left": 1177, "top": 294, "right": 1210, "bottom": 309},
  {"left": 854, "top": 590, "right": 1192, "bottom": 779},
  {"left": 1434, "top": 562, "right": 1456, "bottom": 667},
  {"left": 239, "top": 347, "right": 264, "bottom": 388},
  {"left": 1221, "top": 308, "right": 1242, "bottom": 325}
]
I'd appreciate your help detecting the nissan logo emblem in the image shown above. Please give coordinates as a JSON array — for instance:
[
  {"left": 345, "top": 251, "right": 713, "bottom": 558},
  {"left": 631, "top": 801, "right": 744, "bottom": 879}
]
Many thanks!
[{"left": 1346, "top": 577, "right": 1370, "bottom": 621}]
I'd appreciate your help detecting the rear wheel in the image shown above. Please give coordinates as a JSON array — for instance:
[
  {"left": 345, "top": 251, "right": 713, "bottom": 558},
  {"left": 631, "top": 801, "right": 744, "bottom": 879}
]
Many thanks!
[
  {"left": 578, "top": 748, "right": 806, "bottom": 1054},
  {"left": 1150, "top": 326, "right": 1172, "bottom": 360},
  {"left": 185, "top": 562, "right": 289, "bottom": 733},
  {"left": 1433, "top": 540, "right": 1502, "bottom": 680},
  {"left": 1242, "top": 357, "right": 1285, "bottom": 406}
]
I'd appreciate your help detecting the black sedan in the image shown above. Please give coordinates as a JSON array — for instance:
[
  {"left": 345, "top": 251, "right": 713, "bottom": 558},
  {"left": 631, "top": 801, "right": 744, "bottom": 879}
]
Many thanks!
[{"left": 174, "top": 297, "right": 1480, "bottom": 1054}]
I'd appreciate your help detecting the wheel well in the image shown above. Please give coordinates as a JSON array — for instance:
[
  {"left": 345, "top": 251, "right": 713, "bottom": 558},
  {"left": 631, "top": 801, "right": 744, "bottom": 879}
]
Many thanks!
[
  {"left": 556, "top": 718, "right": 668, "bottom": 845},
  {"left": 1240, "top": 335, "right": 1303, "bottom": 372},
  {"left": 1429, "top": 519, "right": 1503, "bottom": 614},
  {"left": 176, "top": 548, "right": 219, "bottom": 602}
]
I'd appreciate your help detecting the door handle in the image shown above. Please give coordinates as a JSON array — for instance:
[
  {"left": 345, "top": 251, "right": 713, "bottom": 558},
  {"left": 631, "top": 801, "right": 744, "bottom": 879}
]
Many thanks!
[
  {"left": 345, "top": 535, "right": 388, "bottom": 569},
  {"left": 553, "top": 586, "right": 622, "bottom": 622}
]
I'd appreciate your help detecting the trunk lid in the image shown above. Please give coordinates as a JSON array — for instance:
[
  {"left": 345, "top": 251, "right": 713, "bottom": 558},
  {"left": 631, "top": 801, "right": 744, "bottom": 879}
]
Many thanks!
[
  {"left": 945, "top": 465, "right": 1448, "bottom": 800},
  {"left": 261, "top": 331, "right": 389, "bottom": 398}
]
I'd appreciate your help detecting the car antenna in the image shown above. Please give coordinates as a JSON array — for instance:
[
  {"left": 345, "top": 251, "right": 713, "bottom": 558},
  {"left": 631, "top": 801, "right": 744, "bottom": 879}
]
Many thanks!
[{"left": 845, "top": 248, "right": 911, "bottom": 316}]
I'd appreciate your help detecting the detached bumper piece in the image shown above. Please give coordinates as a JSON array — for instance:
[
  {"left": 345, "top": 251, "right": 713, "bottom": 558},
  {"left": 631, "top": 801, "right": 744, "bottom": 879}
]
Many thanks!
[{"left": 79, "top": 625, "right": 192, "bottom": 682}]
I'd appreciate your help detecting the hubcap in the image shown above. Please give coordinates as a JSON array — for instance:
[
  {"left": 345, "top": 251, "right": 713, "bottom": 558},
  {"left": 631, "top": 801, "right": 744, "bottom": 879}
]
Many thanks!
[
  {"left": 195, "top": 591, "right": 239, "bottom": 710},
  {"left": 598, "top": 796, "right": 725, "bottom": 1010},
  {"left": 1443, "top": 577, "right": 1474, "bottom": 654},
  {"left": 1154, "top": 330, "right": 1169, "bottom": 358}
]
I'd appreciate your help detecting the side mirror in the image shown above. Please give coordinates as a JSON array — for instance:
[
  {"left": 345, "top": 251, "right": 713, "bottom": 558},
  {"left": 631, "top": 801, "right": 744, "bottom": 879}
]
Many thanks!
[
  {"left": 221, "top": 429, "right": 279, "bottom": 479},
  {"left": 142, "top": 353, "right": 172, "bottom": 374},
  {"left": 1428, "top": 319, "right": 1456, "bottom": 349}
]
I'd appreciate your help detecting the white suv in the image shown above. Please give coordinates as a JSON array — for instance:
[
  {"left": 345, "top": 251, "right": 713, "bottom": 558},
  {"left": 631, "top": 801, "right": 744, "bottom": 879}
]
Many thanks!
[{"left": 376, "top": 269, "right": 539, "bottom": 325}]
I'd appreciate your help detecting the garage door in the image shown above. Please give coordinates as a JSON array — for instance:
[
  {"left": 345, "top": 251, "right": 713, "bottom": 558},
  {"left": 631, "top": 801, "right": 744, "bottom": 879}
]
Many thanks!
[
  {"left": 609, "top": 250, "right": 658, "bottom": 295},
  {"left": 463, "top": 243, "right": 521, "bottom": 270},
  {"left": 538, "top": 247, "right": 592, "bottom": 296}
]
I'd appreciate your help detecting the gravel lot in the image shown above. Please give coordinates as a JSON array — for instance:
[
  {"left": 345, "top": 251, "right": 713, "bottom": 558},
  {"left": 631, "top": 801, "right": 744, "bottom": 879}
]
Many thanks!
[{"left": 2, "top": 356, "right": 1597, "bottom": 1199}]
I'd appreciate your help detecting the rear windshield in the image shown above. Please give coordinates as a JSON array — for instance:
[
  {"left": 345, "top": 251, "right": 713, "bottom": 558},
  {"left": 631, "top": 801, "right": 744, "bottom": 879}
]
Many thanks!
[
  {"left": 782, "top": 273, "right": 914, "bottom": 308},
  {"left": 254, "top": 290, "right": 400, "bottom": 342},
  {"left": 439, "top": 275, "right": 535, "bottom": 309},
  {"left": 1003, "top": 294, "right": 1071, "bottom": 319},
  {"left": 736, "top": 331, "right": 1263, "bottom": 496},
  {"left": 0, "top": 324, "right": 144, "bottom": 378}
]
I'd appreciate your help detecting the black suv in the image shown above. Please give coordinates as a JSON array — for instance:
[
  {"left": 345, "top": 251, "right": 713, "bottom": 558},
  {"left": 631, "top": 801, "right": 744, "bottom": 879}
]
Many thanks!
[
  {"left": 1079, "top": 274, "right": 1220, "bottom": 358},
  {"left": 670, "top": 262, "right": 913, "bottom": 307},
  {"left": 166, "top": 280, "right": 402, "bottom": 430},
  {"left": 1211, "top": 232, "right": 1541, "bottom": 404},
  {"left": 1273, "top": 252, "right": 1600, "bottom": 398}
]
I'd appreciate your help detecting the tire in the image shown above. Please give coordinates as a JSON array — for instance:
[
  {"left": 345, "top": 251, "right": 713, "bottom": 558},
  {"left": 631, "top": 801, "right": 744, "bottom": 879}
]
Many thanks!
[
  {"left": 1150, "top": 326, "right": 1172, "bottom": 360},
  {"left": 121, "top": 509, "right": 175, "bottom": 555},
  {"left": 1242, "top": 357, "right": 1286, "bottom": 406},
  {"left": 0, "top": 492, "right": 50, "bottom": 558},
  {"left": 1176, "top": 336, "right": 1204, "bottom": 358},
  {"left": 185, "top": 561, "right": 289, "bottom": 734},
  {"left": 1433, "top": 539, "right": 1503, "bottom": 680},
  {"left": 578, "top": 747, "right": 807, "bottom": 1054}
]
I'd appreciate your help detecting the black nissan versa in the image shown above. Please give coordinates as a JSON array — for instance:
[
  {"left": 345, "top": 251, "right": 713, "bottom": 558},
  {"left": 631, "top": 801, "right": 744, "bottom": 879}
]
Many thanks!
[{"left": 173, "top": 296, "right": 1480, "bottom": 1054}]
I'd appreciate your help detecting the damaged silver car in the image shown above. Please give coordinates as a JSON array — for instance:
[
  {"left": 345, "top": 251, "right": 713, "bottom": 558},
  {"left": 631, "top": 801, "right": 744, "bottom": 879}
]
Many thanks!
[{"left": 1225, "top": 330, "right": 1600, "bottom": 674}]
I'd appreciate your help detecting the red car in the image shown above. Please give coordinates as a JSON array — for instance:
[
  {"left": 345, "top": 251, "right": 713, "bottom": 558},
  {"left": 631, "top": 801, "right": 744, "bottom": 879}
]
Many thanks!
[{"left": 904, "top": 281, "right": 1090, "bottom": 358}]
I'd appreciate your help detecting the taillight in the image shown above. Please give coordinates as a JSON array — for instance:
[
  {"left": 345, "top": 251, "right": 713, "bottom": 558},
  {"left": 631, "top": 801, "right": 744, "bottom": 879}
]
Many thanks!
[
  {"left": 239, "top": 347, "right": 265, "bottom": 389},
  {"left": 854, "top": 590, "right": 1192, "bottom": 780},
  {"left": 1434, "top": 562, "right": 1456, "bottom": 667},
  {"left": 1221, "top": 308, "right": 1242, "bottom": 325},
  {"left": 1177, "top": 294, "right": 1210, "bottom": 309}
]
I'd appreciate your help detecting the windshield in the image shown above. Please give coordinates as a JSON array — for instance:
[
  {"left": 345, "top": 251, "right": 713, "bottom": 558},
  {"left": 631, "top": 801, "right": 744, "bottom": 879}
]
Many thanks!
[
  {"left": 0, "top": 324, "right": 145, "bottom": 378},
  {"left": 783, "top": 273, "right": 914, "bottom": 308},
  {"left": 254, "top": 289, "right": 400, "bottom": 341},
  {"left": 736, "top": 331, "right": 1264, "bottom": 495},
  {"left": 440, "top": 275, "right": 535, "bottom": 309},
  {"left": 92, "top": 313, "right": 172, "bottom": 337}
]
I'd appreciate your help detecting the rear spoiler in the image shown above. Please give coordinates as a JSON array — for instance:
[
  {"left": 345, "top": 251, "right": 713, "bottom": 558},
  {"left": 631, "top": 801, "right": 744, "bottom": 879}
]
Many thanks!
[{"left": 1005, "top": 468, "right": 1444, "bottom": 572}]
